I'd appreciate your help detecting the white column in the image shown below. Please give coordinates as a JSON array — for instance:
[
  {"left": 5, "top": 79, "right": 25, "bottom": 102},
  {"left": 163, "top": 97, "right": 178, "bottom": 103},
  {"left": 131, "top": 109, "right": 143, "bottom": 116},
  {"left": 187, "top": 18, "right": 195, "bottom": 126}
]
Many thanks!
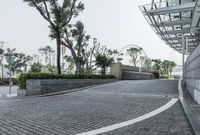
[
  {"left": 185, "top": 36, "right": 189, "bottom": 57},
  {"left": 182, "top": 35, "right": 185, "bottom": 78}
]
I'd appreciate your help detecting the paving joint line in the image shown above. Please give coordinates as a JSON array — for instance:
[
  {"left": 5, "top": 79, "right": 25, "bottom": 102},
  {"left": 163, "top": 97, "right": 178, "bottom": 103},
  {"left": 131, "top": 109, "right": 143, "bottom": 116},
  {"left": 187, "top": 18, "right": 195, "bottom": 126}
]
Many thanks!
[{"left": 76, "top": 98, "right": 178, "bottom": 135}]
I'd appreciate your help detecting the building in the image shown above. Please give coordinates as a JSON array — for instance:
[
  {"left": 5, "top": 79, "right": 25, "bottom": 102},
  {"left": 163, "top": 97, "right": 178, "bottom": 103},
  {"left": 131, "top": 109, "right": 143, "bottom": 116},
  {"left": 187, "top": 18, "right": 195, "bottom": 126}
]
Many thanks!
[{"left": 140, "top": 0, "right": 200, "bottom": 104}]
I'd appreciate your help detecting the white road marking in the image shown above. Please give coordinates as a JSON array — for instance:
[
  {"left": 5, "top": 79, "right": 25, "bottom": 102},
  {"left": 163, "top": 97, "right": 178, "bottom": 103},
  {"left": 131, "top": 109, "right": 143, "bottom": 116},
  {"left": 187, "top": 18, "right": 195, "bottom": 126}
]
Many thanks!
[{"left": 76, "top": 98, "right": 178, "bottom": 135}]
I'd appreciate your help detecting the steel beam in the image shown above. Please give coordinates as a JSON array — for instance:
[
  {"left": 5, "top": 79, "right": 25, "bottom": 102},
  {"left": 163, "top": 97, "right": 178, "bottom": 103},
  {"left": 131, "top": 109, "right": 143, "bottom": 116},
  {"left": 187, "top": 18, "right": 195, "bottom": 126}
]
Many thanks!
[
  {"left": 171, "top": 40, "right": 200, "bottom": 45},
  {"left": 165, "top": 36, "right": 199, "bottom": 40},
  {"left": 145, "top": 2, "right": 195, "bottom": 15},
  {"left": 191, "top": 0, "right": 200, "bottom": 33},
  {"left": 151, "top": 19, "right": 192, "bottom": 27},
  {"left": 159, "top": 28, "right": 190, "bottom": 35}
]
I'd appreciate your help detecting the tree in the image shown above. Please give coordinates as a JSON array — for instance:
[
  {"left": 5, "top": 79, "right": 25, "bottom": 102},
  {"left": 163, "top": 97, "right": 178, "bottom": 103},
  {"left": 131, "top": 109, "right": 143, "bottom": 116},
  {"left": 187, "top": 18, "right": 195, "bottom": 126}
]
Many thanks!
[
  {"left": 63, "top": 55, "right": 75, "bottom": 74},
  {"left": 127, "top": 47, "right": 143, "bottom": 67},
  {"left": 30, "top": 62, "right": 43, "bottom": 73},
  {"left": 24, "top": 0, "right": 84, "bottom": 74},
  {"left": 144, "top": 58, "right": 152, "bottom": 69},
  {"left": 38, "top": 45, "right": 55, "bottom": 66},
  {"left": 81, "top": 38, "right": 121, "bottom": 74},
  {"left": 161, "top": 60, "right": 171, "bottom": 76},
  {"left": 82, "top": 38, "right": 99, "bottom": 74},
  {"left": 31, "top": 54, "right": 41, "bottom": 64},
  {"left": 62, "top": 21, "right": 90, "bottom": 73},
  {"left": 5, "top": 48, "right": 33, "bottom": 75},
  {"left": 95, "top": 54, "right": 114, "bottom": 75},
  {"left": 140, "top": 56, "right": 152, "bottom": 69},
  {"left": 169, "top": 61, "right": 176, "bottom": 75},
  {"left": 0, "top": 43, "right": 5, "bottom": 78},
  {"left": 152, "top": 59, "right": 162, "bottom": 71}
]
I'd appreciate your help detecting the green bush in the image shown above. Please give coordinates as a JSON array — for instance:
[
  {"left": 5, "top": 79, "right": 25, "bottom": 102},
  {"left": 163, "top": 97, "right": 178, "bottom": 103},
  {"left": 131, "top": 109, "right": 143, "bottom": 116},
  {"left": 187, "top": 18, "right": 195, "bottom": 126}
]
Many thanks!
[
  {"left": 18, "top": 73, "right": 116, "bottom": 89},
  {"left": 0, "top": 78, "right": 17, "bottom": 85},
  {"left": 153, "top": 72, "right": 160, "bottom": 79}
]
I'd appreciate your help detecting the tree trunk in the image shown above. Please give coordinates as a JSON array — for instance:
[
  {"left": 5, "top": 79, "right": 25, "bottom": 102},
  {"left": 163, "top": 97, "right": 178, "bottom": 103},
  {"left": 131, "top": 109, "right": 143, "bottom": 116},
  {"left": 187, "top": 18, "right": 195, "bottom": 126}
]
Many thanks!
[
  {"left": 84, "top": 55, "right": 90, "bottom": 74},
  {"left": 69, "top": 47, "right": 81, "bottom": 74},
  {"left": 56, "top": 35, "right": 61, "bottom": 74},
  {"left": 1, "top": 63, "right": 3, "bottom": 79},
  {"left": 76, "top": 61, "right": 82, "bottom": 73},
  {"left": 133, "top": 59, "right": 137, "bottom": 67},
  {"left": 101, "top": 67, "right": 106, "bottom": 75}
]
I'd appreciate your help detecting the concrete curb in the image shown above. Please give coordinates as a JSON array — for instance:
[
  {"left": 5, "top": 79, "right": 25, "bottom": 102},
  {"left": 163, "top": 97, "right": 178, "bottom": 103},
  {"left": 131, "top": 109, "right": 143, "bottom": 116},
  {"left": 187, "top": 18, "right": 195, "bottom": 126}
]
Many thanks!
[
  {"left": 178, "top": 79, "right": 200, "bottom": 135},
  {"left": 0, "top": 81, "right": 119, "bottom": 101}
]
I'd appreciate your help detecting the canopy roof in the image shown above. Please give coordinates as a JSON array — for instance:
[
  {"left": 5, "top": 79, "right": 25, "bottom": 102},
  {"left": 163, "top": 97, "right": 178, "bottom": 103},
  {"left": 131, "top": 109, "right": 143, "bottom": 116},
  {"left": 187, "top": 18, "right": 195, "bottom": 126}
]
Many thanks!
[{"left": 139, "top": 0, "right": 200, "bottom": 53}]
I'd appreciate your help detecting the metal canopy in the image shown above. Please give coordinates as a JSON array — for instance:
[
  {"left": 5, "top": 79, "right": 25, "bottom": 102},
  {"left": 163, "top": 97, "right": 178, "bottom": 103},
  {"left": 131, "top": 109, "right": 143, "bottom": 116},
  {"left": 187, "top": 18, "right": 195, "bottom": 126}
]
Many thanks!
[{"left": 139, "top": 0, "right": 200, "bottom": 54}]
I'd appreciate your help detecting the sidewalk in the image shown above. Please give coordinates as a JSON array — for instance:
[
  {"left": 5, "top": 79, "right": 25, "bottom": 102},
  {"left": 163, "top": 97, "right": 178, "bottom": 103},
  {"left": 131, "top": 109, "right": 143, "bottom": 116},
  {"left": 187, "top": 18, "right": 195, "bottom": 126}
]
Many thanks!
[
  {"left": 0, "top": 85, "right": 18, "bottom": 98},
  {"left": 179, "top": 79, "right": 200, "bottom": 135}
]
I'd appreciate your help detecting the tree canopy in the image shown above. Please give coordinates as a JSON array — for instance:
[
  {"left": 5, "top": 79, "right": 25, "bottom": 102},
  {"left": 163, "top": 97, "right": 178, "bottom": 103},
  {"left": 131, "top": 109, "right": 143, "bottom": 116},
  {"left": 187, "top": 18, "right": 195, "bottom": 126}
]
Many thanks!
[
  {"left": 95, "top": 54, "right": 114, "bottom": 75},
  {"left": 23, "top": 0, "right": 84, "bottom": 74}
]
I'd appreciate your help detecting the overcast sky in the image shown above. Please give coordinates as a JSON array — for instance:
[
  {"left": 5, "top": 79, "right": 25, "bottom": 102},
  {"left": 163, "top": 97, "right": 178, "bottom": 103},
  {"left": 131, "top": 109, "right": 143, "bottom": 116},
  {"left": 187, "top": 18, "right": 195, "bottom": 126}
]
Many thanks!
[{"left": 0, "top": 0, "right": 182, "bottom": 65}]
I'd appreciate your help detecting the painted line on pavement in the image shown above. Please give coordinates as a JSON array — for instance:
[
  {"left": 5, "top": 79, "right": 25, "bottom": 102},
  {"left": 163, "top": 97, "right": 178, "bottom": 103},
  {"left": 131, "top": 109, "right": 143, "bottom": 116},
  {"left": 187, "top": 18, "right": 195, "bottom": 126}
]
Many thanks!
[{"left": 76, "top": 98, "right": 178, "bottom": 135}]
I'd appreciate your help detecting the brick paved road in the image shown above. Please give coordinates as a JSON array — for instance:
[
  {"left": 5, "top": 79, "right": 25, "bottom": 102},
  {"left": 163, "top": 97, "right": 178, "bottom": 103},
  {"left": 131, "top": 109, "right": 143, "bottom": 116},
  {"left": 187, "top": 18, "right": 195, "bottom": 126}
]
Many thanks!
[
  {"left": 0, "top": 80, "right": 193, "bottom": 135},
  {"left": 101, "top": 102, "right": 193, "bottom": 135}
]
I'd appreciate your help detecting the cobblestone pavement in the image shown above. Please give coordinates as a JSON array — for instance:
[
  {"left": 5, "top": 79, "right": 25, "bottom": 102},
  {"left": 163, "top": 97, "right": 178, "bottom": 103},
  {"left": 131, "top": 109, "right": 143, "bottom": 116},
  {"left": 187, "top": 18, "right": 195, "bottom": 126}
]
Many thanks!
[
  {"left": 0, "top": 80, "right": 193, "bottom": 135},
  {"left": 101, "top": 102, "right": 193, "bottom": 135}
]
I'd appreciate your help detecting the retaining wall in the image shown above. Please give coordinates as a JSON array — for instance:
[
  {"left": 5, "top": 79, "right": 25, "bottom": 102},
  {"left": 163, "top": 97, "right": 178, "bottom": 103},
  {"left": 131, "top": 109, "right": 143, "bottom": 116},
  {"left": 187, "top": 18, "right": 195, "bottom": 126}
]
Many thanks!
[
  {"left": 110, "top": 63, "right": 157, "bottom": 80},
  {"left": 17, "top": 79, "right": 116, "bottom": 96},
  {"left": 184, "top": 45, "right": 200, "bottom": 104},
  {"left": 122, "top": 70, "right": 156, "bottom": 80}
]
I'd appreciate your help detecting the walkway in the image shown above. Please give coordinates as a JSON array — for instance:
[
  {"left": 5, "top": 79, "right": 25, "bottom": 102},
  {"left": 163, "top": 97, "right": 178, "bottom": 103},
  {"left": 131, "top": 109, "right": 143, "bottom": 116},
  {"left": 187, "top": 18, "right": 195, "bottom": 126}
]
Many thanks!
[
  {"left": 0, "top": 80, "right": 193, "bottom": 135},
  {"left": 0, "top": 86, "right": 17, "bottom": 95}
]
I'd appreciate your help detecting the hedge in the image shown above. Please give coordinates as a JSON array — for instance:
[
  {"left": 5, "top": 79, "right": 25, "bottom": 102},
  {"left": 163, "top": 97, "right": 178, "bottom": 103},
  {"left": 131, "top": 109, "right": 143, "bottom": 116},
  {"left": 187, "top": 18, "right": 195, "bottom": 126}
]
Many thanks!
[
  {"left": 18, "top": 73, "right": 116, "bottom": 89},
  {"left": 0, "top": 78, "right": 17, "bottom": 85}
]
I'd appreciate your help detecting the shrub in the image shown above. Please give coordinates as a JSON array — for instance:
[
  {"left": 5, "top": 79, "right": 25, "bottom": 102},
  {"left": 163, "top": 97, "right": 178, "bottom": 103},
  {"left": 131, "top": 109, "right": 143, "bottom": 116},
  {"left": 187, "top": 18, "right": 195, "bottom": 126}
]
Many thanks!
[
  {"left": 160, "top": 76, "right": 175, "bottom": 79},
  {"left": 153, "top": 72, "right": 160, "bottom": 79},
  {"left": 18, "top": 73, "right": 116, "bottom": 89},
  {"left": 0, "top": 78, "right": 17, "bottom": 85}
]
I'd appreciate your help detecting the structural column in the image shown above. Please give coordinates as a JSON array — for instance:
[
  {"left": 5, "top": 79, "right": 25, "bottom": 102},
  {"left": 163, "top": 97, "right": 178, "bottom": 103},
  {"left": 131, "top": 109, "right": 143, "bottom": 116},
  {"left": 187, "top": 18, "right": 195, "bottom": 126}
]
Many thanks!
[{"left": 182, "top": 35, "right": 185, "bottom": 78}]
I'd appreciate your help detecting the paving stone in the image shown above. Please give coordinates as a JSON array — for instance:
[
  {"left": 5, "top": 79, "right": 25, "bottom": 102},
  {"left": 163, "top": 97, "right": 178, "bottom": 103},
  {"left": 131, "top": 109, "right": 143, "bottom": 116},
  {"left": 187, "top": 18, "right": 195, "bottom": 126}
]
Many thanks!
[
  {"left": 101, "top": 102, "right": 193, "bottom": 135},
  {"left": 0, "top": 80, "right": 193, "bottom": 135}
]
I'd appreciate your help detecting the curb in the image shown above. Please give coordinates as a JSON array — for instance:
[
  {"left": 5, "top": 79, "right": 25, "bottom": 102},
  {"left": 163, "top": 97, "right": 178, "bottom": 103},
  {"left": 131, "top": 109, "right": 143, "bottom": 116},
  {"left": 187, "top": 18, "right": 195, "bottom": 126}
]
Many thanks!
[{"left": 178, "top": 79, "right": 200, "bottom": 135}]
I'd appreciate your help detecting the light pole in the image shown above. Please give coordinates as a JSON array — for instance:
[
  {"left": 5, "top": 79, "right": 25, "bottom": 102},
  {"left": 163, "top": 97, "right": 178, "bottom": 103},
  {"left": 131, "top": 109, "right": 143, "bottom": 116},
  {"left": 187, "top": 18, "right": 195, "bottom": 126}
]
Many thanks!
[
  {"left": 5, "top": 50, "right": 14, "bottom": 94},
  {"left": 0, "top": 41, "right": 5, "bottom": 79}
]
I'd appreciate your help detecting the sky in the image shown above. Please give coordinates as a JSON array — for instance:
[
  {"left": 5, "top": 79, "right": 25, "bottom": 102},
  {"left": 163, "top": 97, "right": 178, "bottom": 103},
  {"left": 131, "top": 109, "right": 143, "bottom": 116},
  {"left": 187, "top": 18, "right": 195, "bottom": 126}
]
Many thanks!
[{"left": 0, "top": 0, "right": 182, "bottom": 65}]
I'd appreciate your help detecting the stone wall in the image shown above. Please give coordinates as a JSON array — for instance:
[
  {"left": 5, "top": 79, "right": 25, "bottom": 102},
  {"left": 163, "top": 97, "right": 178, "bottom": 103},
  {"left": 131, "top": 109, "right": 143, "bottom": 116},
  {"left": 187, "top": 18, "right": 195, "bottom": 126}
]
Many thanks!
[
  {"left": 122, "top": 70, "right": 156, "bottom": 80},
  {"left": 18, "top": 79, "right": 116, "bottom": 96},
  {"left": 110, "top": 63, "right": 157, "bottom": 80},
  {"left": 110, "top": 63, "right": 123, "bottom": 79},
  {"left": 184, "top": 45, "right": 200, "bottom": 104}
]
